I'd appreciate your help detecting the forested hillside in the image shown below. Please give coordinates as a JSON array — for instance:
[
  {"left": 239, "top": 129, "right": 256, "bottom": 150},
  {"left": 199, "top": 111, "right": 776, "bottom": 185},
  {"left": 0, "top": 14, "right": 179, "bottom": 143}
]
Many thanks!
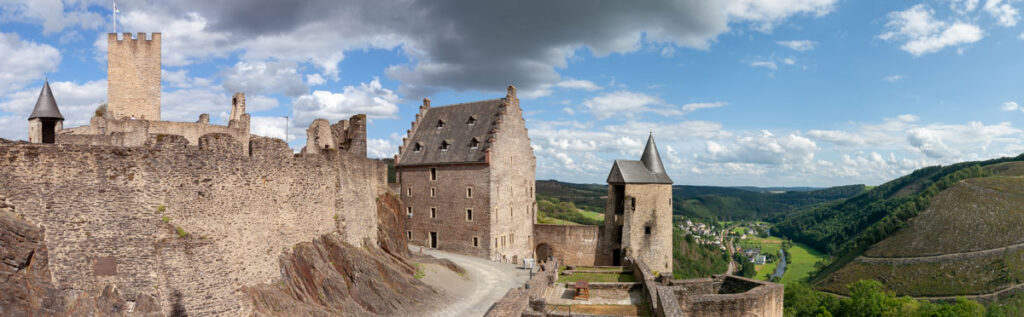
[
  {"left": 773, "top": 154, "right": 1024, "bottom": 285},
  {"left": 536, "top": 180, "right": 864, "bottom": 222}
]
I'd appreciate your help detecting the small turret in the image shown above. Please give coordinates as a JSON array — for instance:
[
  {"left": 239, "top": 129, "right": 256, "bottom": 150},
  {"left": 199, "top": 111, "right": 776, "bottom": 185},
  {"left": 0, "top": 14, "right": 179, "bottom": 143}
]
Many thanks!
[{"left": 27, "top": 80, "right": 64, "bottom": 143}]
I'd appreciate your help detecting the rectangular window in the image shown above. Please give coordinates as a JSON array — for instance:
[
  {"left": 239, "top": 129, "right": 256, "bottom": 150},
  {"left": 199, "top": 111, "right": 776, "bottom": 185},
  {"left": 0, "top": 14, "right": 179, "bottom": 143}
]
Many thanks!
[
  {"left": 466, "top": 187, "right": 473, "bottom": 198},
  {"left": 430, "top": 168, "right": 437, "bottom": 181},
  {"left": 430, "top": 187, "right": 436, "bottom": 197},
  {"left": 645, "top": 226, "right": 652, "bottom": 235},
  {"left": 407, "top": 187, "right": 412, "bottom": 197},
  {"left": 407, "top": 231, "right": 412, "bottom": 239},
  {"left": 473, "top": 237, "right": 479, "bottom": 247},
  {"left": 466, "top": 209, "right": 473, "bottom": 221},
  {"left": 407, "top": 207, "right": 413, "bottom": 217},
  {"left": 430, "top": 207, "right": 437, "bottom": 219},
  {"left": 630, "top": 197, "right": 636, "bottom": 209}
]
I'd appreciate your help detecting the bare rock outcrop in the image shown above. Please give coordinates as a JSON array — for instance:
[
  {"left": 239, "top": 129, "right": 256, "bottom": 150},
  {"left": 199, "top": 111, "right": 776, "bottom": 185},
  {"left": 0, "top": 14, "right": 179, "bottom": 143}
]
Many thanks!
[{"left": 242, "top": 232, "right": 441, "bottom": 316}]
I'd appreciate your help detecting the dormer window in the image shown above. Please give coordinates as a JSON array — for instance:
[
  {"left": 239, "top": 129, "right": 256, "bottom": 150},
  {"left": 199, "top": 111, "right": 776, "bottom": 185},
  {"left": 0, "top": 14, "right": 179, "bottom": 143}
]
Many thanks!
[
  {"left": 440, "top": 140, "right": 451, "bottom": 151},
  {"left": 467, "top": 116, "right": 477, "bottom": 126},
  {"left": 470, "top": 137, "right": 480, "bottom": 149},
  {"left": 437, "top": 119, "right": 446, "bottom": 129},
  {"left": 413, "top": 142, "right": 423, "bottom": 152}
]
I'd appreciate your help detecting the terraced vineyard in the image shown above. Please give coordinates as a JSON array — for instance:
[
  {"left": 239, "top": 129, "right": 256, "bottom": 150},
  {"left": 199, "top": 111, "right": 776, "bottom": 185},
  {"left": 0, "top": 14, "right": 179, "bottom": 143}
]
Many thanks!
[{"left": 817, "top": 161, "right": 1024, "bottom": 297}]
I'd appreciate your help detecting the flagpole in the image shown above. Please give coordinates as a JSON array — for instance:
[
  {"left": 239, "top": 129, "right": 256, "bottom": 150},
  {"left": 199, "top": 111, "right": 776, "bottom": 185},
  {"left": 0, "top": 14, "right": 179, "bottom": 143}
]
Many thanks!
[{"left": 112, "top": 1, "right": 116, "bottom": 34}]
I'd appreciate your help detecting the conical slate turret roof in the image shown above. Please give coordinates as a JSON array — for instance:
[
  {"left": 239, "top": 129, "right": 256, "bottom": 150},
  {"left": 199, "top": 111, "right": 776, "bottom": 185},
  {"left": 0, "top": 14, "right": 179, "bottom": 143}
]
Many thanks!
[
  {"left": 606, "top": 133, "right": 673, "bottom": 184},
  {"left": 28, "top": 80, "right": 63, "bottom": 120},
  {"left": 641, "top": 133, "right": 666, "bottom": 176}
]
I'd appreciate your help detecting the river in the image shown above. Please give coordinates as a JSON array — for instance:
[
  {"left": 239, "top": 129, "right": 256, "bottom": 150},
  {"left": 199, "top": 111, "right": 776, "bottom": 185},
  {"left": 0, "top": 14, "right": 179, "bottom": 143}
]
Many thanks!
[{"left": 771, "top": 249, "right": 786, "bottom": 279}]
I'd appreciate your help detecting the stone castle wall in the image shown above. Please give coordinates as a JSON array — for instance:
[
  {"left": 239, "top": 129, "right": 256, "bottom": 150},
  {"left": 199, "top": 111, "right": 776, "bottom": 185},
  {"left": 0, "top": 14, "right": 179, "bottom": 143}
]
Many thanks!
[
  {"left": 61, "top": 114, "right": 252, "bottom": 153},
  {"left": 621, "top": 184, "right": 673, "bottom": 274},
  {"left": 402, "top": 164, "right": 492, "bottom": 258},
  {"left": 107, "top": 33, "right": 161, "bottom": 121},
  {"left": 487, "top": 87, "right": 537, "bottom": 264},
  {"left": 533, "top": 224, "right": 601, "bottom": 266},
  {"left": 0, "top": 132, "right": 383, "bottom": 315}
]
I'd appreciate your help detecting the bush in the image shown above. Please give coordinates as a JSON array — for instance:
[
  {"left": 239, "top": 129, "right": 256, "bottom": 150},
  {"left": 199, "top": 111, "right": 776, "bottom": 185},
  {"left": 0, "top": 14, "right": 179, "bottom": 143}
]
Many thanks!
[{"left": 175, "top": 226, "right": 189, "bottom": 238}]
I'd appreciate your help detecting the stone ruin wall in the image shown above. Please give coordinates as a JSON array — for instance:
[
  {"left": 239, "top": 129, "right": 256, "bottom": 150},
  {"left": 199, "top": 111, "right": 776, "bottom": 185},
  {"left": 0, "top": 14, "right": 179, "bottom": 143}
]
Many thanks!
[
  {"left": 0, "top": 124, "right": 384, "bottom": 315},
  {"left": 61, "top": 113, "right": 251, "bottom": 153},
  {"left": 533, "top": 224, "right": 601, "bottom": 266},
  {"left": 657, "top": 275, "right": 783, "bottom": 317}
]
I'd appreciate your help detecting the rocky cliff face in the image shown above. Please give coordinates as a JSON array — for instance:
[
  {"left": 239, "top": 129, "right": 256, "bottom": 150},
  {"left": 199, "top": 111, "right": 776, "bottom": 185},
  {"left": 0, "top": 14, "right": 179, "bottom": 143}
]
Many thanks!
[
  {"left": 241, "top": 193, "right": 442, "bottom": 316},
  {"left": 0, "top": 196, "right": 162, "bottom": 316}
]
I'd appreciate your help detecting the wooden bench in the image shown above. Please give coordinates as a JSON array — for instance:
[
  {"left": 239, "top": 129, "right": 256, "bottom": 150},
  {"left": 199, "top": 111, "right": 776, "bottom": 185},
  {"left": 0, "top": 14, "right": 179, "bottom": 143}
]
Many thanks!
[{"left": 573, "top": 281, "right": 589, "bottom": 300}]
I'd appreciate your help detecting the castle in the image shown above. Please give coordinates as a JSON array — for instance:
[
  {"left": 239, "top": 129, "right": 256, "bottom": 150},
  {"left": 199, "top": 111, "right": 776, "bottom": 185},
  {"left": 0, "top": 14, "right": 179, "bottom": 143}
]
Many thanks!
[
  {"left": 396, "top": 88, "right": 673, "bottom": 274},
  {"left": 8, "top": 32, "right": 389, "bottom": 315}
]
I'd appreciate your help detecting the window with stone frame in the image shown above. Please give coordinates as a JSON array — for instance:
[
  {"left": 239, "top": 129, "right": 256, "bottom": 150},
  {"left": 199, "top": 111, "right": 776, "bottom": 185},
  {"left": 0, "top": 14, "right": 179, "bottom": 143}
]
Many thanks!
[
  {"left": 430, "top": 207, "right": 437, "bottom": 219},
  {"left": 430, "top": 187, "right": 436, "bottom": 197},
  {"left": 407, "top": 187, "right": 412, "bottom": 197},
  {"left": 407, "top": 231, "right": 412, "bottom": 239},
  {"left": 466, "top": 209, "right": 473, "bottom": 221},
  {"left": 473, "top": 237, "right": 479, "bottom": 247},
  {"left": 466, "top": 187, "right": 473, "bottom": 198},
  {"left": 440, "top": 140, "right": 451, "bottom": 151},
  {"left": 470, "top": 137, "right": 480, "bottom": 149},
  {"left": 430, "top": 168, "right": 437, "bottom": 180},
  {"left": 645, "top": 226, "right": 652, "bottom": 235},
  {"left": 407, "top": 206, "right": 413, "bottom": 217}
]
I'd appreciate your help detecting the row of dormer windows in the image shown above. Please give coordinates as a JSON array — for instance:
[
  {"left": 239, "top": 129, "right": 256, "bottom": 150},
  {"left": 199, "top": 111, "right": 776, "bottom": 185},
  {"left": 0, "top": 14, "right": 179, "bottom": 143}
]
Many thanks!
[
  {"left": 435, "top": 116, "right": 477, "bottom": 130},
  {"left": 411, "top": 138, "right": 481, "bottom": 152}
]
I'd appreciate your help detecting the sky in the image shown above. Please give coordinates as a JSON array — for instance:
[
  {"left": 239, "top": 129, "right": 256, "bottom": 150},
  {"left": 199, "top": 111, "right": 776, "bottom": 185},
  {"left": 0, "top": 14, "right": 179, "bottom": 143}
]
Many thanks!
[{"left": 1, "top": 0, "right": 1024, "bottom": 187}]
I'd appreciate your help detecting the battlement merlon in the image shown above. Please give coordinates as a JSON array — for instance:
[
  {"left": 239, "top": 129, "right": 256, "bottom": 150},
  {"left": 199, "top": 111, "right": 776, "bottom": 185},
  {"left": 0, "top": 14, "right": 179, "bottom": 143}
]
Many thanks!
[{"left": 108, "top": 32, "right": 161, "bottom": 42}]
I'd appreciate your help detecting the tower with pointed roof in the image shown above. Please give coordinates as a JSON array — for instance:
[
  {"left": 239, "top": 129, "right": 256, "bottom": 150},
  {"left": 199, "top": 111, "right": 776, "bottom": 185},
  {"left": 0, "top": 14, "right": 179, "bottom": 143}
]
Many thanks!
[
  {"left": 602, "top": 133, "right": 673, "bottom": 273},
  {"left": 27, "top": 80, "right": 64, "bottom": 143}
]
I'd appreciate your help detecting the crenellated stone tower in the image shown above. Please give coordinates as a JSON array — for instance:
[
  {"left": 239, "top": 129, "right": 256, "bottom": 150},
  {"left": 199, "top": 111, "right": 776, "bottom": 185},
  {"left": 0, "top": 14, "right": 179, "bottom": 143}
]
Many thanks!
[
  {"left": 602, "top": 134, "right": 674, "bottom": 273},
  {"left": 107, "top": 32, "right": 161, "bottom": 120}
]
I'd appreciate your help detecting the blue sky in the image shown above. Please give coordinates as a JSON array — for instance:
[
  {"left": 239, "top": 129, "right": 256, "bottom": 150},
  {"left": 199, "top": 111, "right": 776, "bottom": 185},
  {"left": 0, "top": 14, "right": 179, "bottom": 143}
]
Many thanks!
[{"left": 1, "top": 0, "right": 1024, "bottom": 186}]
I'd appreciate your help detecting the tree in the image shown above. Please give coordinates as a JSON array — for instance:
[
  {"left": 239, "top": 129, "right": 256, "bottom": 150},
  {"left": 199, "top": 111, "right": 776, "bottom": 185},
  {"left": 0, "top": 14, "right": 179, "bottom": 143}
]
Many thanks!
[{"left": 740, "top": 261, "right": 756, "bottom": 278}]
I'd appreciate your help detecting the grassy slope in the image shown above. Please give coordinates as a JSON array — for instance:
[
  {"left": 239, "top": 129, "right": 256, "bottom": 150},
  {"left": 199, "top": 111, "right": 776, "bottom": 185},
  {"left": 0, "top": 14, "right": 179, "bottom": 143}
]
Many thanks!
[
  {"left": 780, "top": 243, "right": 826, "bottom": 284},
  {"left": 814, "top": 161, "right": 1024, "bottom": 296}
]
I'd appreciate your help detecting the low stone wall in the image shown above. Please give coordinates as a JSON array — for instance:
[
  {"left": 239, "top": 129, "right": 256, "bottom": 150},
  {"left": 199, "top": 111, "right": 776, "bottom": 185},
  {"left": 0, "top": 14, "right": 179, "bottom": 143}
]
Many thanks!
[
  {"left": 666, "top": 275, "right": 784, "bottom": 317},
  {"left": 485, "top": 260, "right": 558, "bottom": 317},
  {"left": 534, "top": 224, "right": 601, "bottom": 266}
]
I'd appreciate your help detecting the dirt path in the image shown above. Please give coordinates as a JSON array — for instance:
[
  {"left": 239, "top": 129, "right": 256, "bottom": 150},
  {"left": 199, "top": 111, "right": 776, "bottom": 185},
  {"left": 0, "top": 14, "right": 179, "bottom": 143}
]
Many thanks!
[
  {"left": 411, "top": 246, "right": 531, "bottom": 317},
  {"left": 856, "top": 242, "right": 1024, "bottom": 265},
  {"left": 723, "top": 224, "right": 738, "bottom": 275}
]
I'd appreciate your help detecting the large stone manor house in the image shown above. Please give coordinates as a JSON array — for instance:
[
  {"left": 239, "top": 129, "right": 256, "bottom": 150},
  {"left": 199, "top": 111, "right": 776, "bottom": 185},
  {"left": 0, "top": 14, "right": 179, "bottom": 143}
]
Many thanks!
[{"left": 397, "top": 87, "right": 673, "bottom": 273}]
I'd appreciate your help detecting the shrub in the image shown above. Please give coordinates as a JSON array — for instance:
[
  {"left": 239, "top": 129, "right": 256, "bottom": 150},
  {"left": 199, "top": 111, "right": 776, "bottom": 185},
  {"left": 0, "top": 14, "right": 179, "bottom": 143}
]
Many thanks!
[
  {"left": 156, "top": 205, "right": 166, "bottom": 213},
  {"left": 175, "top": 226, "right": 189, "bottom": 238},
  {"left": 162, "top": 216, "right": 170, "bottom": 223}
]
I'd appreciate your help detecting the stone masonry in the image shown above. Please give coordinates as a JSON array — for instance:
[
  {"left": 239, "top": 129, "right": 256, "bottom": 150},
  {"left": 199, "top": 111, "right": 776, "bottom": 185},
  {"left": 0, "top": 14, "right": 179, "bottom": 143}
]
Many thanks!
[
  {"left": 396, "top": 86, "right": 537, "bottom": 264},
  {"left": 107, "top": 33, "right": 161, "bottom": 121},
  {"left": 0, "top": 115, "right": 384, "bottom": 316}
]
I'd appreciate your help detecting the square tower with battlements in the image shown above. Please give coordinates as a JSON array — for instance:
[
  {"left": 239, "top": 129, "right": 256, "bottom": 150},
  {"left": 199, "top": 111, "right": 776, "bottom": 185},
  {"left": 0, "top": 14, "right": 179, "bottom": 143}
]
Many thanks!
[{"left": 107, "top": 32, "right": 161, "bottom": 120}]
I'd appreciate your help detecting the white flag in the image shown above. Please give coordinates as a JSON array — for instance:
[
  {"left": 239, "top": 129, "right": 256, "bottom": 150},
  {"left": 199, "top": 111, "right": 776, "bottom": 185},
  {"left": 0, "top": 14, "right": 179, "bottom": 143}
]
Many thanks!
[{"left": 113, "top": 1, "right": 119, "bottom": 13}]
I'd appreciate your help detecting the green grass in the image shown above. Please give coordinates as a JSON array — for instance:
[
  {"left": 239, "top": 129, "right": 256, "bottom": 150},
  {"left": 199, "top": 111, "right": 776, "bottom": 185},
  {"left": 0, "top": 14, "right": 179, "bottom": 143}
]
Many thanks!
[
  {"left": 780, "top": 242, "right": 825, "bottom": 284},
  {"left": 738, "top": 236, "right": 784, "bottom": 256},
  {"left": 574, "top": 266, "right": 627, "bottom": 272},
  {"left": 538, "top": 214, "right": 581, "bottom": 225},
  {"left": 755, "top": 262, "right": 777, "bottom": 281},
  {"left": 577, "top": 210, "right": 605, "bottom": 222},
  {"left": 557, "top": 272, "right": 636, "bottom": 283}
]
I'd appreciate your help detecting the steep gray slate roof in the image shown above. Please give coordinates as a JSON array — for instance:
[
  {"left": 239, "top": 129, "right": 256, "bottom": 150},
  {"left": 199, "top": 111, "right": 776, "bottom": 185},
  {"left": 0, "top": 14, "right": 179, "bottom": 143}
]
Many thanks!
[
  {"left": 607, "top": 134, "right": 673, "bottom": 184},
  {"left": 29, "top": 81, "right": 64, "bottom": 120},
  {"left": 396, "top": 98, "right": 504, "bottom": 166}
]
